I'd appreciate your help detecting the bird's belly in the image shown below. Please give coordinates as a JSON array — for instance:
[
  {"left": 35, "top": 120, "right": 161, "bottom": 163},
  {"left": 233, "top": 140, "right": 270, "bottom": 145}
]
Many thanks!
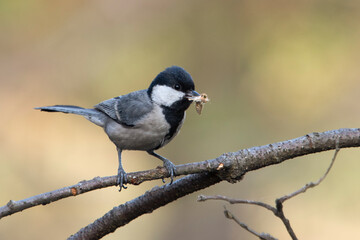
[{"left": 105, "top": 108, "right": 171, "bottom": 151}]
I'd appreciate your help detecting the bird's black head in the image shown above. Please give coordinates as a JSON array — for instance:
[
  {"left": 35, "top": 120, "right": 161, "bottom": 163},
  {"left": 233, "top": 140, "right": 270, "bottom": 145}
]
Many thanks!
[{"left": 148, "top": 66, "right": 200, "bottom": 111}]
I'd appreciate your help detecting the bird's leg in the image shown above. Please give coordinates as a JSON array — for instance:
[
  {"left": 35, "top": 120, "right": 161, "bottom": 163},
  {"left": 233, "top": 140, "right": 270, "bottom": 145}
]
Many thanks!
[
  {"left": 116, "top": 147, "right": 127, "bottom": 191},
  {"left": 147, "top": 150, "right": 176, "bottom": 184}
]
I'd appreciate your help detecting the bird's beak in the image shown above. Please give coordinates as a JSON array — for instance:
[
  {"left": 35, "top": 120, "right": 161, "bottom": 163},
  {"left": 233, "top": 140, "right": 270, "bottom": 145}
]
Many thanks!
[{"left": 185, "top": 90, "right": 201, "bottom": 101}]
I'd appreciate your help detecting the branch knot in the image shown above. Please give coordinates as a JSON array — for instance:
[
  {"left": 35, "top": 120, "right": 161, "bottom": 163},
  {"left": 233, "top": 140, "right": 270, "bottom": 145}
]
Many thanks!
[{"left": 216, "top": 152, "right": 244, "bottom": 183}]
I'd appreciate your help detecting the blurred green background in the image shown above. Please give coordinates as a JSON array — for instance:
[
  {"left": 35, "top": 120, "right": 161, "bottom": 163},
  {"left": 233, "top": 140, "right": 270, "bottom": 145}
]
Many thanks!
[{"left": 1, "top": 0, "right": 360, "bottom": 239}]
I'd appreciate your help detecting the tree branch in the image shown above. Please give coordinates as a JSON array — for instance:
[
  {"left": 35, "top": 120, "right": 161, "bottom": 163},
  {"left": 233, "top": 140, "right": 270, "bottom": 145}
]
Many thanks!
[
  {"left": 68, "top": 172, "right": 221, "bottom": 240},
  {"left": 0, "top": 128, "right": 358, "bottom": 225}
]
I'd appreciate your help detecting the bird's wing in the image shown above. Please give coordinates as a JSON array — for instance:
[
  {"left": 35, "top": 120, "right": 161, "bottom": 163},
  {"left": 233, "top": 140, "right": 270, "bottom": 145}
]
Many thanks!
[{"left": 94, "top": 89, "right": 153, "bottom": 127}]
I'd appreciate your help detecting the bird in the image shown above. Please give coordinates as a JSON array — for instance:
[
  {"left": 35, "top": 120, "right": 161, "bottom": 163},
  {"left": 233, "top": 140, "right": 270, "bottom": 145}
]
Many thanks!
[{"left": 35, "top": 66, "right": 200, "bottom": 191}]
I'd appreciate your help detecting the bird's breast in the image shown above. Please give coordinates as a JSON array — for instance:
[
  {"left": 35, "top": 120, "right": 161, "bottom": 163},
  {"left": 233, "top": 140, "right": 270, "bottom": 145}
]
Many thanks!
[{"left": 104, "top": 105, "right": 175, "bottom": 151}]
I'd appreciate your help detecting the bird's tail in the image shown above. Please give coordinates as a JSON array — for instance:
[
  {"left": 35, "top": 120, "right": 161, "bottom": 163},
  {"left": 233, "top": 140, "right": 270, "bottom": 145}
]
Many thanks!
[
  {"left": 35, "top": 105, "right": 89, "bottom": 114},
  {"left": 35, "top": 105, "right": 106, "bottom": 127}
]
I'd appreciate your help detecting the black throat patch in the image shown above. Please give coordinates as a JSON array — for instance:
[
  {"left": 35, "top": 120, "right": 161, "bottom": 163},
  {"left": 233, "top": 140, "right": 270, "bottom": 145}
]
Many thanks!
[{"left": 155, "top": 106, "right": 185, "bottom": 149}]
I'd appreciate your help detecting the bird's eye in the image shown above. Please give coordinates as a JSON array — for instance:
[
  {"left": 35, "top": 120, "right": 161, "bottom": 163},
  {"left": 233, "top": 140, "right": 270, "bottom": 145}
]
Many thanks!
[{"left": 174, "top": 84, "right": 181, "bottom": 90}]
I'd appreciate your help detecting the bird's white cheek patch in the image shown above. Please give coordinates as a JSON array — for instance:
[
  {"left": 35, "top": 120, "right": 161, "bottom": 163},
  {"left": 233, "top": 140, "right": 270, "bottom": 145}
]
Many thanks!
[{"left": 151, "top": 85, "right": 185, "bottom": 107}]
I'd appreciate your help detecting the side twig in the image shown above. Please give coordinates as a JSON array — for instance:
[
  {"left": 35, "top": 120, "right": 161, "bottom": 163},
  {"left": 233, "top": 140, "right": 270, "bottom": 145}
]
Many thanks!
[
  {"left": 198, "top": 140, "right": 341, "bottom": 240},
  {"left": 223, "top": 206, "right": 277, "bottom": 240},
  {"left": 276, "top": 139, "right": 340, "bottom": 203}
]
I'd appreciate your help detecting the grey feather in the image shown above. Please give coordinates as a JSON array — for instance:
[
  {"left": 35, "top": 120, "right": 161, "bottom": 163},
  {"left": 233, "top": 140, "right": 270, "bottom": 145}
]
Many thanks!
[{"left": 94, "top": 89, "right": 153, "bottom": 127}]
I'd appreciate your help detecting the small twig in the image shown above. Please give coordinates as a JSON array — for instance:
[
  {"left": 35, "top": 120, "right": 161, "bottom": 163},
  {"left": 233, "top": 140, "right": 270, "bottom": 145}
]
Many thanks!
[
  {"left": 274, "top": 140, "right": 340, "bottom": 240},
  {"left": 223, "top": 206, "right": 277, "bottom": 240},
  {"left": 277, "top": 139, "right": 340, "bottom": 204},
  {"left": 198, "top": 195, "right": 280, "bottom": 239},
  {"left": 198, "top": 141, "right": 341, "bottom": 240},
  {"left": 198, "top": 195, "right": 276, "bottom": 213}
]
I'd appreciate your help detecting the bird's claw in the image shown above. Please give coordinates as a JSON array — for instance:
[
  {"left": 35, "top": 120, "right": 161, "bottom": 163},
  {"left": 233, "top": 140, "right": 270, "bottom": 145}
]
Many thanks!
[
  {"left": 116, "top": 169, "right": 128, "bottom": 191},
  {"left": 163, "top": 159, "right": 176, "bottom": 185}
]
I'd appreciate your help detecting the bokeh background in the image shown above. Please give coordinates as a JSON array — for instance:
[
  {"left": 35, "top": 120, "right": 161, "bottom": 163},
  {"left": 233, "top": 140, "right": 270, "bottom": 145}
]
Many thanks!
[{"left": 1, "top": 0, "right": 360, "bottom": 239}]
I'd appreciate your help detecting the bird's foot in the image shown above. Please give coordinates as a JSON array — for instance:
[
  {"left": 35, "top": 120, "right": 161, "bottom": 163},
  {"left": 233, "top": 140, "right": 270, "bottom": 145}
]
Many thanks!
[
  {"left": 163, "top": 159, "right": 176, "bottom": 185},
  {"left": 116, "top": 168, "right": 128, "bottom": 191}
]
